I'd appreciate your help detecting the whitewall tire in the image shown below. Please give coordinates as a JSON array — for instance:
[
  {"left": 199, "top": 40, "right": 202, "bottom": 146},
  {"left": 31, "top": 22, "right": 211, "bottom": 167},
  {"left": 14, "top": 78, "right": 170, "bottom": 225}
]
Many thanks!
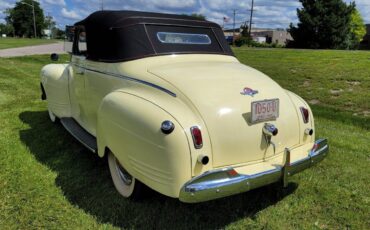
[
  {"left": 48, "top": 107, "right": 58, "bottom": 123},
  {"left": 108, "top": 151, "right": 144, "bottom": 199}
]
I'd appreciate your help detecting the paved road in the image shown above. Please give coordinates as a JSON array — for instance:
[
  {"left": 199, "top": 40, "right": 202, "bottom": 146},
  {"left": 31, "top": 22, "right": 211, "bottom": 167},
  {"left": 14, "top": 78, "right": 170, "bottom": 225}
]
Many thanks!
[{"left": 0, "top": 42, "right": 65, "bottom": 57}]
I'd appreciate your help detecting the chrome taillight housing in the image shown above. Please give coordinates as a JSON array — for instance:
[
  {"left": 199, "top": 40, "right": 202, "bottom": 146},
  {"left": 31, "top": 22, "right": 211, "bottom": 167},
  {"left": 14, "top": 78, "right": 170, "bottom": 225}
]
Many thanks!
[
  {"left": 300, "top": 107, "right": 309, "bottom": 124},
  {"left": 190, "top": 126, "right": 203, "bottom": 149}
]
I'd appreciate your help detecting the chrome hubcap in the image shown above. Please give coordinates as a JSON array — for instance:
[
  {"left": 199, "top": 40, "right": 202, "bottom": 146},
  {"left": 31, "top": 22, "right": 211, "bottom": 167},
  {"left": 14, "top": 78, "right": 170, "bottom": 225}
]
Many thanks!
[{"left": 115, "top": 158, "right": 132, "bottom": 185}]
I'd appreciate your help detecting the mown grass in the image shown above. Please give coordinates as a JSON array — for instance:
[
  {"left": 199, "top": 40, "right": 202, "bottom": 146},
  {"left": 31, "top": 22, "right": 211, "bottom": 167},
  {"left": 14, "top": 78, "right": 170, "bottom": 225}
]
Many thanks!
[
  {"left": 0, "top": 38, "right": 58, "bottom": 49},
  {"left": 0, "top": 50, "right": 369, "bottom": 229}
]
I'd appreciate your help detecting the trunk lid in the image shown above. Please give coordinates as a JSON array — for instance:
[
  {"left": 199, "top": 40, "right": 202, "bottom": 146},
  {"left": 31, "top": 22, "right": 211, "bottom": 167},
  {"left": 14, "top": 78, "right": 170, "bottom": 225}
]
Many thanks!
[{"left": 149, "top": 61, "right": 300, "bottom": 167}]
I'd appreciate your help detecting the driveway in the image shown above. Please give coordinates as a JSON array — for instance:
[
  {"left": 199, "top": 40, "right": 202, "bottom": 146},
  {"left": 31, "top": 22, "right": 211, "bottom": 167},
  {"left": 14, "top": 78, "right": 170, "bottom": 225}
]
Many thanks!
[{"left": 0, "top": 42, "right": 65, "bottom": 57}]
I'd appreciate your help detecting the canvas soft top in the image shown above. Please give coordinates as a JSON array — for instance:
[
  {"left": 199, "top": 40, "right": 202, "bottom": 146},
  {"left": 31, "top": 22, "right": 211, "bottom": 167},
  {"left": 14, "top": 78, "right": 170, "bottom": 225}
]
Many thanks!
[{"left": 73, "top": 10, "right": 233, "bottom": 62}]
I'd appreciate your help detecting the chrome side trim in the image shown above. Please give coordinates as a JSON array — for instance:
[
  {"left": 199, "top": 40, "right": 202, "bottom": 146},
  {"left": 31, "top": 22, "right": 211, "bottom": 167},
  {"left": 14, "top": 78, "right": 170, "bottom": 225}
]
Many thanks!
[
  {"left": 179, "top": 139, "right": 329, "bottom": 203},
  {"left": 73, "top": 64, "right": 177, "bottom": 97}
]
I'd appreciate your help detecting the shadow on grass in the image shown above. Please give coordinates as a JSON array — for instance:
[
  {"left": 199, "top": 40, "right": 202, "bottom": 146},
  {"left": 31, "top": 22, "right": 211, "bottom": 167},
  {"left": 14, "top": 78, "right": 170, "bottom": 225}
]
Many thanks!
[{"left": 19, "top": 111, "right": 297, "bottom": 229}]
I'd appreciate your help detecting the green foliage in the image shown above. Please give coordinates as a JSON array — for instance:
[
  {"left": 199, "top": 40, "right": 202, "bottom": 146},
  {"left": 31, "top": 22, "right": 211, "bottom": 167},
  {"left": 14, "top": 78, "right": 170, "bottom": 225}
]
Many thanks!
[
  {"left": 44, "top": 15, "right": 56, "bottom": 30},
  {"left": 0, "top": 23, "right": 14, "bottom": 36},
  {"left": 347, "top": 8, "right": 366, "bottom": 49},
  {"left": 5, "top": 0, "right": 46, "bottom": 38},
  {"left": 52, "top": 28, "right": 65, "bottom": 39},
  {"left": 240, "top": 24, "right": 250, "bottom": 38},
  {"left": 289, "top": 0, "right": 354, "bottom": 49},
  {"left": 234, "top": 36, "right": 252, "bottom": 47},
  {"left": 234, "top": 37, "right": 284, "bottom": 48},
  {"left": 189, "top": 13, "right": 206, "bottom": 20}
]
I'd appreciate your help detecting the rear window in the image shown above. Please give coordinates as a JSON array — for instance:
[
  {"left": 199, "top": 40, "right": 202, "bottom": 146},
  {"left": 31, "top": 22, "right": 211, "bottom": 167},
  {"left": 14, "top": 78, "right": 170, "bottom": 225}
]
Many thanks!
[
  {"left": 146, "top": 25, "right": 223, "bottom": 54},
  {"left": 157, "top": 32, "right": 211, "bottom": 45}
]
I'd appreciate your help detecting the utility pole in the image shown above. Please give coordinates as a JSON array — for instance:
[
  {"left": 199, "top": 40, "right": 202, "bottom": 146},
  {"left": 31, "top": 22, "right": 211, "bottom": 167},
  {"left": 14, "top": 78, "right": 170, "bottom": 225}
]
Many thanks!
[
  {"left": 21, "top": 0, "right": 37, "bottom": 38},
  {"left": 32, "top": 1, "right": 36, "bottom": 38},
  {"left": 48, "top": 12, "right": 51, "bottom": 39},
  {"left": 101, "top": 0, "right": 104, "bottom": 10},
  {"left": 248, "top": 0, "right": 255, "bottom": 36},
  {"left": 232, "top": 9, "right": 236, "bottom": 46}
]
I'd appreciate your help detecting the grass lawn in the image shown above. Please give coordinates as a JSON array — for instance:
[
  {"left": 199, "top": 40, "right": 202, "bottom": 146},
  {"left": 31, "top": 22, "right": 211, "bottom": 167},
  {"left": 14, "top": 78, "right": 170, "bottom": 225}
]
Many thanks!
[
  {"left": 0, "top": 50, "right": 369, "bottom": 229},
  {"left": 0, "top": 38, "right": 58, "bottom": 49}
]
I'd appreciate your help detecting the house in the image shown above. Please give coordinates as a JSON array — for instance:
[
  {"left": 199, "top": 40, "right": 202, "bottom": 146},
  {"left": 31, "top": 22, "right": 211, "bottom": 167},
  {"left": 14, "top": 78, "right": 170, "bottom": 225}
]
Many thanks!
[
  {"left": 223, "top": 28, "right": 242, "bottom": 44},
  {"left": 223, "top": 27, "right": 292, "bottom": 46},
  {"left": 223, "top": 28, "right": 242, "bottom": 37},
  {"left": 251, "top": 29, "right": 292, "bottom": 46}
]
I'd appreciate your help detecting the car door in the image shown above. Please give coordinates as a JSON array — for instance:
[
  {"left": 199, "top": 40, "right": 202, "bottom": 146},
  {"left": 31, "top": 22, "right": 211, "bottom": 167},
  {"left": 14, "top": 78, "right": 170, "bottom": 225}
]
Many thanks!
[{"left": 69, "top": 27, "right": 90, "bottom": 130}]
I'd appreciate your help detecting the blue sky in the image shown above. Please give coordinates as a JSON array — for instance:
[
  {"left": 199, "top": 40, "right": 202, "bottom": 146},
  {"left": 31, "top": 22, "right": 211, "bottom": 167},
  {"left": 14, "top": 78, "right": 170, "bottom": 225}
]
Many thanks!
[{"left": 1, "top": 0, "right": 369, "bottom": 29}]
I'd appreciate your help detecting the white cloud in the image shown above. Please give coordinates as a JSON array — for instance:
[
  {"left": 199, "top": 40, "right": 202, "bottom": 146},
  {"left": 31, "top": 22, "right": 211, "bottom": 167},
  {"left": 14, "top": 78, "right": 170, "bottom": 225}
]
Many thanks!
[
  {"left": 42, "top": 0, "right": 66, "bottom": 7},
  {"left": 153, "top": 0, "right": 197, "bottom": 10},
  {"left": 0, "top": 0, "right": 12, "bottom": 8},
  {"left": 0, "top": 0, "right": 369, "bottom": 29},
  {"left": 61, "top": 8, "right": 81, "bottom": 20},
  {"left": 351, "top": 0, "right": 370, "bottom": 23}
]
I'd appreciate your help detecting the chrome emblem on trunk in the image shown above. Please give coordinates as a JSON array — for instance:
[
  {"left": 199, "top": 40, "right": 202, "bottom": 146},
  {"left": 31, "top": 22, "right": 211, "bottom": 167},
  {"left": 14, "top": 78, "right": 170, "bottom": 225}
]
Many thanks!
[{"left": 241, "top": 87, "right": 258, "bottom": 97}]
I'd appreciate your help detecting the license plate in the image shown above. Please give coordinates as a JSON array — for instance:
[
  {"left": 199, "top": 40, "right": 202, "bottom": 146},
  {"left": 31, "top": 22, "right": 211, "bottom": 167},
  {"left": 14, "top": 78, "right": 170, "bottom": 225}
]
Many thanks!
[{"left": 251, "top": 99, "right": 279, "bottom": 123}]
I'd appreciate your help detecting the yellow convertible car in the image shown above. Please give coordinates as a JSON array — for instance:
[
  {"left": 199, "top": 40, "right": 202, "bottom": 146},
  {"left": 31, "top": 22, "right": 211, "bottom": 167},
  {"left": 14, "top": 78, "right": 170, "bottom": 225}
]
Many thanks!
[{"left": 40, "top": 11, "right": 328, "bottom": 203}]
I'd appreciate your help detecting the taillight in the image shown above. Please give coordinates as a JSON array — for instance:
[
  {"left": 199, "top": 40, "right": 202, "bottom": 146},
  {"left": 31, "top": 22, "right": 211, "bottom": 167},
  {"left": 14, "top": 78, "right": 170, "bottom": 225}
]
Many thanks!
[
  {"left": 227, "top": 169, "right": 238, "bottom": 177},
  {"left": 300, "top": 107, "right": 309, "bottom": 123},
  {"left": 190, "top": 126, "right": 203, "bottom": 149}
]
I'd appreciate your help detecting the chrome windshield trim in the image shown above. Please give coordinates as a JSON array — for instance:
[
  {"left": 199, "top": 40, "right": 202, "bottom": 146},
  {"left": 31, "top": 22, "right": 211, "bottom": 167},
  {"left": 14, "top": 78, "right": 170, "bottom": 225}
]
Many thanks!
[
  {"left": 73, "top": 64, "right": 177, "bottom": 97},
  {"left": 179, "top": 139, "right": 329, "bottom": 203}
]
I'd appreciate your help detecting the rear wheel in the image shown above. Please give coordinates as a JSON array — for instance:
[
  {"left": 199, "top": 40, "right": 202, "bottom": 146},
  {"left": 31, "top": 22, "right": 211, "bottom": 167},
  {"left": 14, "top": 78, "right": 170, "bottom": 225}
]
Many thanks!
[{"left": 108, "top": 151, "right": 144, "bottom": 199}]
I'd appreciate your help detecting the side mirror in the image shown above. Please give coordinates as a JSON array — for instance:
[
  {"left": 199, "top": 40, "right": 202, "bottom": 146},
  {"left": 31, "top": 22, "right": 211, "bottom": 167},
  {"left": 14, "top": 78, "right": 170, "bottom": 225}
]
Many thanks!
[{"left": 50, "top": 53, "right": 59, "bottom": 61}]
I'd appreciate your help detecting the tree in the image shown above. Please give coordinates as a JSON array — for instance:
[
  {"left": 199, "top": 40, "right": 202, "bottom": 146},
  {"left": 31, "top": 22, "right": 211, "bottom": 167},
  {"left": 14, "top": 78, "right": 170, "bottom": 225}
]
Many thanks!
[
  {"left": 240, "top": 23, "right": 250, "bottom": 38},
  {"left": 234, "top": 23, "right": 252, "bottom": 47},
  {"left": 289, "top": 0, "right": 354, "bottom": 49},
  {"left": 44, "top": 15, "right": 56, "bottom": 38},
  {"left": 347, "top": 8, "right": 366, "bottom": 49},
  {"left": 189, "top": 13, "right": 206, "bottom": 20},
  {"left": 0, "top": 23, "right": 14, "bottom": 36},
  {"left": 44, "top": 15, "right": 56, "bottom": 30},
  {"left": 53, "top": 28, "right": 65, "bottom": 39},
  {"left": 5, "top": 0, "right": 46, "bottom": 38}
]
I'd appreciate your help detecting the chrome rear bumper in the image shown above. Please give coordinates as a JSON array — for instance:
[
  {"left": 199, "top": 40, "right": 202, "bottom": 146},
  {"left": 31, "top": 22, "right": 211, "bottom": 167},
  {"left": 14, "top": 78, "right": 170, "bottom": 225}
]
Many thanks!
[{"left": 179, "top": 139, "right": 328, "bottom": 203}]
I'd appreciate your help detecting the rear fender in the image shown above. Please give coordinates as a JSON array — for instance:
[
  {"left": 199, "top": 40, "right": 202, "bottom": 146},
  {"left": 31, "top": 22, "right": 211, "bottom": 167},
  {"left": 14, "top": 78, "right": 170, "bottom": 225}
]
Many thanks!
[
  {"left": 96, "top": 90, "right": 192, "bottom": 198},
  {"left": 286, "top": 90, "right": 315, "bottom": 144}
]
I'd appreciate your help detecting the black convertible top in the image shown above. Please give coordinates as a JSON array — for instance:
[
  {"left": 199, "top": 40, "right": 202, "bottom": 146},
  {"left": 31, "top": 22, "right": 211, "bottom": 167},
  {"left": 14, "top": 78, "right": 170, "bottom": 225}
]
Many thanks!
[
  {"left": 75, "top": 10, "right": 221, "bottom": 29},
  {"left": 73, "top": 11, "right": 233, "bottom": 62}
]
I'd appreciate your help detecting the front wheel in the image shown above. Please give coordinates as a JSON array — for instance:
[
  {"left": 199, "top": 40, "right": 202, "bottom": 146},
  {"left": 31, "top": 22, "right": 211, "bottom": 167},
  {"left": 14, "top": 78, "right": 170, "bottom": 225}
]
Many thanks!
[
  {"left": 107, "top": 151, "right": 144, "bottom": 200},
  {"left": 48, "top": 107, "right": 58, "bottom": 123}
]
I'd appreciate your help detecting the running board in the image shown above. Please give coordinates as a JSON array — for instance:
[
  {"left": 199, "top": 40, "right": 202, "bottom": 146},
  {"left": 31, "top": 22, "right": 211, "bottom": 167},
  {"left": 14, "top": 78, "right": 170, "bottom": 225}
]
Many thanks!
[{"left": 60, "top": 118, "right": 97, "bottom": 153}]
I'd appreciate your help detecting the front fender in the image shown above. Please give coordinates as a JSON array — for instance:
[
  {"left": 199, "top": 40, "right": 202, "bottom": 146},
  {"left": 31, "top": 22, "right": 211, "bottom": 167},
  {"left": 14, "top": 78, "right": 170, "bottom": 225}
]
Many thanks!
[
  {"left": 96, "top": 90, "right": 192, "bottom": 198},
  {"left": 40, "top": 64, "right": 71, "bottom": 118}
]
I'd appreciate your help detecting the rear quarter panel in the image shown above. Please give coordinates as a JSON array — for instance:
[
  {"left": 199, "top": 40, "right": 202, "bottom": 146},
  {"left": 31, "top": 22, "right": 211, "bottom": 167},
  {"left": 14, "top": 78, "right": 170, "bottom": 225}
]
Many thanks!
[
  {"left": 97, "top": 90, "right": 192, "bottom": 198},
  {"left": 286, "top": 90, "right": 315, "bottom": 145}
]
